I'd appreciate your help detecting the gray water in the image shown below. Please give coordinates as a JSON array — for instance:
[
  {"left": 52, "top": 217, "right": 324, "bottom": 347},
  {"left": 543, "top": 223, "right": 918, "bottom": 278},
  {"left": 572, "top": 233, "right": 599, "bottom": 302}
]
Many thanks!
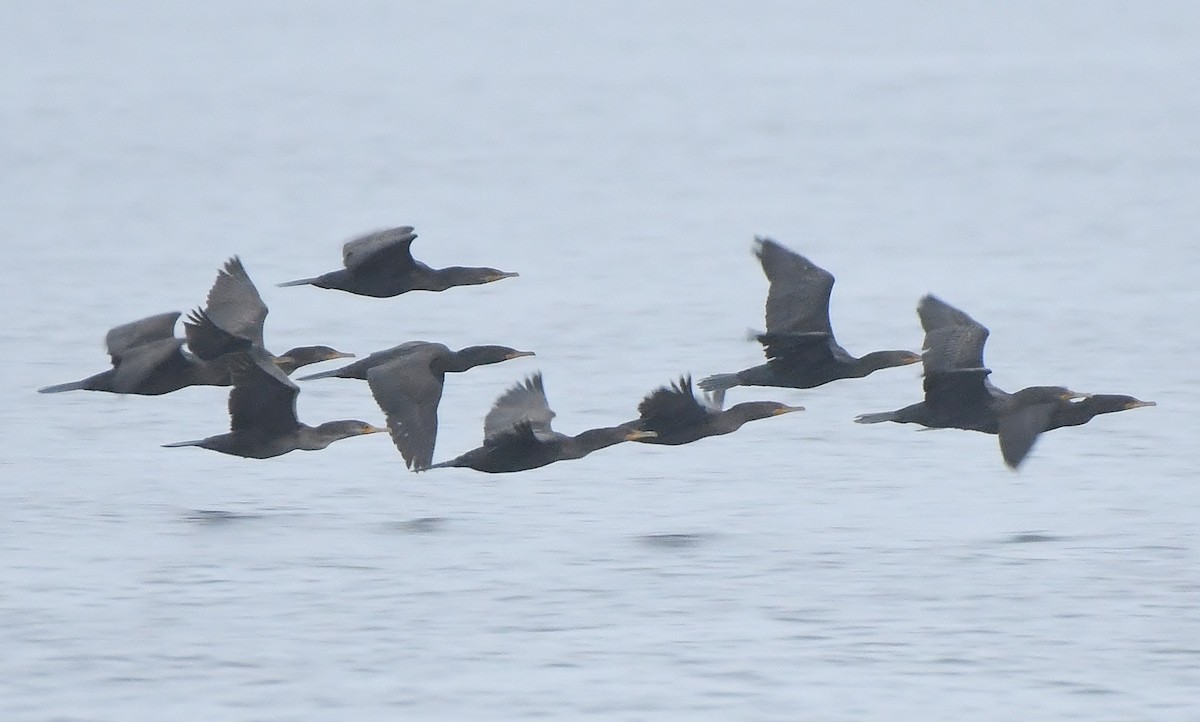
[{"left": 3, "top": 2, "right": 1199, "bottom": 719}]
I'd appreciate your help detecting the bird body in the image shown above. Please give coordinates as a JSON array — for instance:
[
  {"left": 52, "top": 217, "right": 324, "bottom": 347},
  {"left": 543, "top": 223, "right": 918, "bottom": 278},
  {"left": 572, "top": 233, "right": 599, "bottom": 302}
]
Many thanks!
[
  {"left": 698, "top": 238, "right": 919, "bottom": 393},
  {"left": 299, "top": 341, "right": 534, "bottom": 470},
  {"left": 40, "top": 258, "right": 351, "bottom": 396},
  {"left": 630, "top": 376, "right": 802, "bottom": 445},
  {"left": 429, "top": 373, "right": 653, "bottom": 473},
  {"left": 39, "top": 313, "right": 232, "bottom": 395},
  {"left": 854, "top": 295, "right": 1151, "bottom": 468},
  {"left": 279, "top": 226, "right": 518, "bottom": 298},
  {"left": 162, "top": 348, "right": 384, "bottom": 458}
]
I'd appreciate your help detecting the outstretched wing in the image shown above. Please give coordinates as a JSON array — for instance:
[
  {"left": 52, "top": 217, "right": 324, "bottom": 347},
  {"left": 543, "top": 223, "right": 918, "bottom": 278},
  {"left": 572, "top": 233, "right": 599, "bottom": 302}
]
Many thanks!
[
  {"left": 366, "top": 347, "right": 445, "bottom": 471},
  {"left": 917, "top": 294, "right": 990, "bottom": 374},
  {"left": 483, "top": 372, "right": 556, "bottom": 442},
  {"left": 227, "top": 348, "right": 300, "bottom": 435},
  {"left": 104, "top": 312, "right": 182, "bottom": 361},
  {"left": 998, "top": 403, "right": 1057, "bottom": 469},
  {"left": 754, "top": 237, "right": 836, "bottom": 336},
  {"left": 109, "top": 337, "right": 190, "bottom": 393},
  {"left": 201, "top": 257, "right": 268, "bottom": 347},
  {"left": 183, "top": 307, "right": 254, "bottom": 361},
  {"left": 636, "top": 376, "right": 710, "bottom": 433},
  {"left": 754, "top": 330, "right": 839, "bottom": 367},
  {"left": 342, "top": 226, "right": 418, "bottom": 272}
]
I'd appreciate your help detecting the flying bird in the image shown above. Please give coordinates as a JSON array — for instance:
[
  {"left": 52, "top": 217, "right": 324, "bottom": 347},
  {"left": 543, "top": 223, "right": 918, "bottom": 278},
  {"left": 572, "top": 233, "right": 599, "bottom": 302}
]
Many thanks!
[
  {"left": 162, "top": 348, "right": 384, "bottom": 458},
  {"left": 278, "top": 226, "right": 518, "bottom": 298},
  {"left": 429, "top": 372, "right": 655, "bottom": 473},
  {"left": 854, "top": 295, "right": 1153, "bottom": 468},
  {"left": 299, "top": 341, "right": 535, "bottom": 470},
  {"left": 629, "top": 375, "right": 803, "bottom": 446},
  {"left": 699, "top": 237, "right": 920, "bottom": 394}
]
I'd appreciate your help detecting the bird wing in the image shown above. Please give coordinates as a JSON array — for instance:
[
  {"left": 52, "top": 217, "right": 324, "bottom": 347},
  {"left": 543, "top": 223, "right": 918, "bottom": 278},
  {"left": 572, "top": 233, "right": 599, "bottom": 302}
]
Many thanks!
[
  {"left": 754, "top": 237, "right": 836, "bottom": 335},
  {"left": 109, "top": 337, "right": 190, "bottom": 393},
  {"left": 482, "top": 419, "right": 548, "bottom": 450},
  {"left": 922, "top": 369, "right": 995, "bottom": 415},
  {"left": 917, "top": 294, "right": 990, "bottom": 373},
  {"left": 998, "top": 402, "right": 1057, "bottom": 469},
  {"left": 754, "top": 331, "right": 839, "bottom": 367},
  {"left": 636, "top": 376, "right": 710, "bottom": 433},
  {"left": 227, "top": 348, "right": 301, "bottom": 435},
  {"left": 366, "top": 348, "right": 446, "bottom": 470},
  {"left": 200, "top": 257, "right": 268, "bottom": 347},
  {"left": 183, "top": 308, "right": 254, "bottom": 361},
  {"left": 105, "top": 312, "right": 182, "bottom": 361},
  {"left": 483, "top": 372, "right": 556, "bottom": 442},
  {"left": 341, "top": 226, "right": 418, "bottom": 272}
]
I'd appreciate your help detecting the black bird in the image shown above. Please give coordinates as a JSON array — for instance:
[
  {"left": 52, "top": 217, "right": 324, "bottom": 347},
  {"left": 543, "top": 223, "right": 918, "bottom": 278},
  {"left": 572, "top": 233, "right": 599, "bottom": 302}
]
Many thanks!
[
  {"left": 429, "top": 372, "right": 656, "bottom": 473},
  {"left": 38, "top": 312, "right": 230, "bottom": 395},
  {"left": 163, "top": 348, "right": 385, "bottom": 458},
  {"left": 299, "top": 341, "right": 535, "bottom": 470},
  {"left": 278, "top": 226, "right": 519, "bottom": 298},
  {"left": 698, "top": 237, "right": 920, "bottom": 393},
  {"left": 183, "top": 257, "right": 354, "bottom": 373},
  {"left": 39, "top": 258, "right": 352, "bottom": 396},
  {"left": 854, "top": 295, "right": 1150, "bottom": 468},
  {"left": 629, "top": 375, "right": 803, "bottom": 445}
]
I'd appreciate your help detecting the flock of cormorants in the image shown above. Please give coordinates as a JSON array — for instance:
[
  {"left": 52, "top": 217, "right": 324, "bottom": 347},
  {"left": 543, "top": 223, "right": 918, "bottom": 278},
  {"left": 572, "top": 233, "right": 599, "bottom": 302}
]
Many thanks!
[{"left": 40, "top": 228, "right": 1153, "bottom": 472}]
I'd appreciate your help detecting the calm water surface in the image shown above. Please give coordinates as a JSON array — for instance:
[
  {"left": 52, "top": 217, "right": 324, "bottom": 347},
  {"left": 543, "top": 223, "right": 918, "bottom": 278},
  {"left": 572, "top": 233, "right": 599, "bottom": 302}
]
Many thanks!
[{"left": 3, "top": 2, "right": 1199, "bottom": 720}]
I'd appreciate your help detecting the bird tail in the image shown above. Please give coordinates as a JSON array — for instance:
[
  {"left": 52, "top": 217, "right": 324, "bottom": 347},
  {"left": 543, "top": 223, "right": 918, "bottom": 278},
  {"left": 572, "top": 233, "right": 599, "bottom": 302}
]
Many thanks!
[
  {"left": 425, "top": 459, "right": 459, "bottom": 470},
  {"left": 38, "top": 379, "right": 89, "bottom": 393},
  {"left": 161, "top": 440, "right": 202, "bottom": 448},
  {"left": 854, "top": 411, "right": 898, "bottom": 424},
  {"left": 697, "top": 372, "right": 740, "bottom": 393},
  {"left": 276, "top": 277, "right": 319, "bottom": 288},
  {"left": 296, "top": 367, "right": 346, "bottom": 381}
]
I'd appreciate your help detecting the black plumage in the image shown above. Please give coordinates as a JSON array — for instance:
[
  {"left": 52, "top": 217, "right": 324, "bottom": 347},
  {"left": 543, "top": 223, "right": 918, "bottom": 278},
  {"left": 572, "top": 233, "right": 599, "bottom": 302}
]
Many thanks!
[
  {"left": 38, "top": 312, "right": 228, "bottom": 395},
  {"left": 300, "top": 341, "right": 534, "bottom": 470},
  {"left": 854, "top": 295, "right": 1152, "bottom": 468},
  {"left": 162, "top": 348, "right": 385, "bottom": 458},
  {"left": 630, "top": 376, "right": 803, "bottom": 445},
  {"left": 183, "top": 257, "right": 354, "bottom": 373},
  {"left": 278, "top": 226, "right": 518, "bottom": 298},
  {"left": 39, "top": 258, "right": 352, "bottom": 396},
  {"left": 429, "top": 373, "right": 655, "bottom": 473},
  {"left": 699, "top": 237, "right": 920, "bottom": 393}
]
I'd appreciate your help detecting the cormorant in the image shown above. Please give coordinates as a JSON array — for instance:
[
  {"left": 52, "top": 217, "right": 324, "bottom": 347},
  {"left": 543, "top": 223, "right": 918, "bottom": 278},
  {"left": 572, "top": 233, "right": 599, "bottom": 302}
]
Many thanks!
[
  {"left": 300, "top": 341, "right": 535, "bottom": 470},
  {"left": 38, "top": 312, "right": 229, "bottom": 395},
  {"left": 629, "top": 375, "right": 803, "bottom": 445},
  {"left": 699, "top": 237, "right": 920, "bottom": 393},
  {"left": 854, "top": 295, "right": 1151, "bottom": 468},
  {"left": 39, "top": 258, "right": 352, "bottom": 395},
  {"left": 429, "top": 372, "right": 656, "bottom": 473},
  {"left": 183, "top": 257, "right": 354, "bottom": 373},
  {"left": 162, "top": 348, "right": 385, "bottom": 458},
  {"left": 278, "top": 226, "right": 519, "bottom": 298}
]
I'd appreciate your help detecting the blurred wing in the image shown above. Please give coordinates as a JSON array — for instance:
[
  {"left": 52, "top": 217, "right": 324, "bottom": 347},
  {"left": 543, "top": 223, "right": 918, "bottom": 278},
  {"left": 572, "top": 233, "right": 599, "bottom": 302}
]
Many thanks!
[
  {"left": 105, "top": 312, "right": 181, "bottom": 361},
  {"left": 922, "top": 369, "right": 994, "bottom": 412},
  {"left": 918, "top": 294, "right": 990, "bottom": 373},
  {"left": 483, "top": 419, "right": 549, "bottom": 451},
  {"left": 366, "top": 351, "right": 445, "bottom": 470},
  {"left": 998, "top": 403, "right": 1057, "bottom": 469},
  {"left": 342, "top": 226, "right": 418, "bottom": 272},
  {"left": 636, "top": 376, "right": 710, "bottom": 433},
  {"left": 754, "top": 237, "right": 835, "bottom": 335},
  {"left": 483, "top": 372, "right": 555, "bottom": 442},
  {"left": 754, "top": 331, "right": 838, "bottom": 367},
  {"left": 227, "top": 348, "right": 300, "bottom": 435},
  {"left": 183, "top": 308, "right": 254, "bottom": 361},
  {"left": 202, "top": 257, "right": 268, "bottom": 347},
  {"left": 109, "top": 337, "right": 189, "bottom": 392}
]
